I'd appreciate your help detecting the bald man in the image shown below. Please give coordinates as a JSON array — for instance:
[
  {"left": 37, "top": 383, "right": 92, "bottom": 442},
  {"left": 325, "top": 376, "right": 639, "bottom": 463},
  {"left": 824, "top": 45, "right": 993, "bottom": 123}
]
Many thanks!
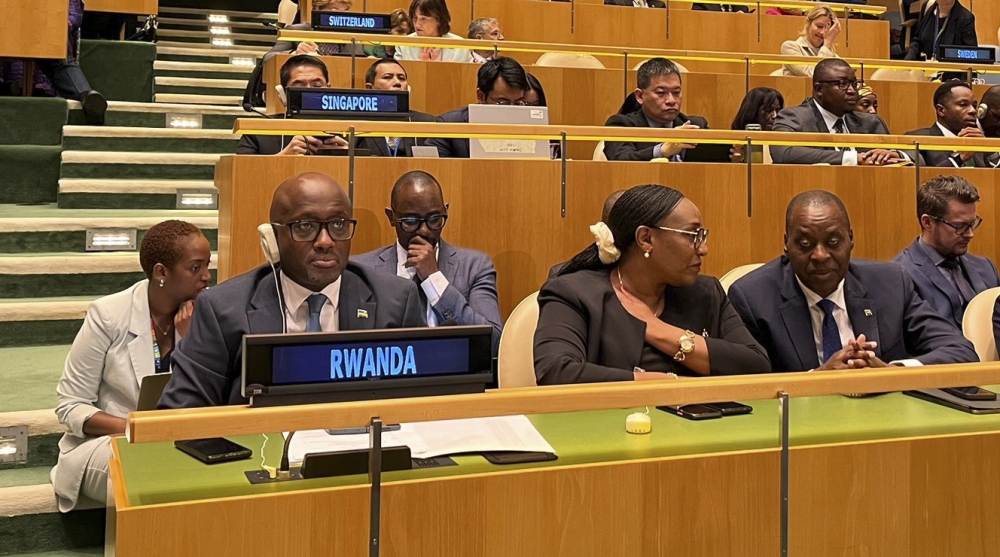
[
  {"left": 354, "top": 171, "right": 503, "bottom": 354},
  {"left": 159, "top": 172, "right": 425, "bottom": 408},
  {"left": 548, "top": 190, "right": 626, "bottom": 279}
]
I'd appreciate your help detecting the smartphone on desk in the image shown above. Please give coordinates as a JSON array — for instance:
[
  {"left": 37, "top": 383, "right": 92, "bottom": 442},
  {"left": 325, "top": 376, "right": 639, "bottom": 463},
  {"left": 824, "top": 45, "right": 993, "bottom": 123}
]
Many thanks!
[
  {"left": 705, "top": 401, "right": 753, "bottom": 416},
  {"left": 175, "top": 438, "right": 252, "bottom": 465},
  {"left": 658, "top": 404, "right": 722, "bottom": 421},
  {"left": 942, "top": 386, "right": 998, "bottom": 401}
]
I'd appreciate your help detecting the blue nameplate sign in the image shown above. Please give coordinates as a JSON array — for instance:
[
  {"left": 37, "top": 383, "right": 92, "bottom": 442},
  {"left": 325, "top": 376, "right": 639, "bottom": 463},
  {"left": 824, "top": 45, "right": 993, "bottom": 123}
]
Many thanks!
[
  {"left": 285, "top": 87, "right": 410, "bottom": 119},
  {"left": 312, "top": 11, "right": 392, "bottom": 34},
  {"left": 939, "top": 46, "right": 996, "bottom": 64}
]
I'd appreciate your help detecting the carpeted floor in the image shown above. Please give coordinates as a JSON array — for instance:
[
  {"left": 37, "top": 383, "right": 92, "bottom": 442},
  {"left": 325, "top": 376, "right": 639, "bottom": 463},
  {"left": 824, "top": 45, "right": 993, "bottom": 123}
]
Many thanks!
[{"left": 0, "top": 345, "right": 71, "bottom": 412}]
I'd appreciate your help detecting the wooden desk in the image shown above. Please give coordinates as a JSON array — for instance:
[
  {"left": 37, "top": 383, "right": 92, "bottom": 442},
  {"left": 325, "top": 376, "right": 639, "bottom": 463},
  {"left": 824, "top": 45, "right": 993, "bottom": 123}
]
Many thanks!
[
  {"left": 0, "top": 0, "right": 68, "bottom": 59},
  {"left": 84, "top": 0, "right": 158, "bottom": 15},
  {"left": 215, "top": 154, "right": 1000, "bottom": 318}
]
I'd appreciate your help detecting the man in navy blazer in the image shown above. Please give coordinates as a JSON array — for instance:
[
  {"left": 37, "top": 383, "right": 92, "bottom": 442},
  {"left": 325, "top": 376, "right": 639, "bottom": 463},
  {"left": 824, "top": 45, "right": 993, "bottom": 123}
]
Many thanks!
[
  {"left": 893, "top": 175, "right": 998, "bottom": 329},
  {"left": 729, "top": 190, "right": 977, "bottom": 372},
  {"left": 159, "top": 172, "right": 425, "bottom": 408},
  {"left": 354, "top": 171, "right": 502, "bottom": 353}
]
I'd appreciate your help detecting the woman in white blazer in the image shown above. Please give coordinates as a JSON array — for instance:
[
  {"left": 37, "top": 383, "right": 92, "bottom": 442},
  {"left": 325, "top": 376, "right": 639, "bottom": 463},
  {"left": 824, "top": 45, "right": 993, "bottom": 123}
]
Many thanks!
[
  {"left": 394, "top": 0, "right": 472, "bottom": 63},
  {"left": 781, "top": 6, "right": 842, "bottom": 77},
  {"left": 51, "top": 220, "right": 211, "bottom": 511}
]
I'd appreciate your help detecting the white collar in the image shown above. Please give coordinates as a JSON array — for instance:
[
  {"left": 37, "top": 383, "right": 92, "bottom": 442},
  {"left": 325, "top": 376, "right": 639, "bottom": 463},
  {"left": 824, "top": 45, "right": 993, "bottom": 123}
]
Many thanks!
[
  {"left": 935, "top": 121, "right": 958, "bottom": 137},
  {"left": 471, "top": 51, "right": 492, "bottom": 63},
  {"left": 395, "top": 241, "right": 440, "bottom": 276},
  {"left": 795, "top": 275, "right": 847, "bottom": 312},
  {"left": 814, "top": 100, "right": 848, "bottom": 133},
  {"left": 279, "top": 270, "right": 342, "bottom": 314}
]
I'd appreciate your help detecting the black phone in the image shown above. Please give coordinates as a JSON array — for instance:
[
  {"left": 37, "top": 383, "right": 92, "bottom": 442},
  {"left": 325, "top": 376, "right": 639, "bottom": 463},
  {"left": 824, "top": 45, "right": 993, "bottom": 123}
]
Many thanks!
[
  {"left": 175, "top": 438, "right": 252, "bottom": 465},
  {"left": 704, "top": 401, "right": 753, "bottom": 416},
  {"left": 482, "top": 451, "right": 558, "bottom": 465},
  {"left": 658, "top": 404, "right": 723, "bottom": 421},
  {"left": 942, "top": 386, "right": 998, "bottom": 402}
]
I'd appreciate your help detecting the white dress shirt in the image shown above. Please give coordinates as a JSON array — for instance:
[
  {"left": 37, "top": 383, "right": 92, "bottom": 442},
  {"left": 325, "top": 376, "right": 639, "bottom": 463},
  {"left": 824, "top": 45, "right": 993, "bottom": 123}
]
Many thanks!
[
  {"left": 934, "top": 122, "right": 965, "bottom": 167},
  {"left": 814, "top": 102, "right": 859, "bottom": 166},
  {"left": 395, "top": 242, "right": 449, "bottom": 326},
  {"left": 280, "top": 271, "right": 341, "bottom": 333}
]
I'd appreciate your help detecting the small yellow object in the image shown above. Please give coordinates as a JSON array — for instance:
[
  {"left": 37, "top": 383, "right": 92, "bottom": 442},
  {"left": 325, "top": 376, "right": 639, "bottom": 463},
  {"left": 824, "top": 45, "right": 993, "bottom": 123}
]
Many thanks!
[{"left": 626, "top": 412, "right": 652, "bottom": 434}]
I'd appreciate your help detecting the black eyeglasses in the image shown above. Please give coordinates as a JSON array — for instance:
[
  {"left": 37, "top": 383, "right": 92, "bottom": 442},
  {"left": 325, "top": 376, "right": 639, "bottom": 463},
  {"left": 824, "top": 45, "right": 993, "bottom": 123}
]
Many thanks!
[
  {"left": 817, "top": 79, "right": 859, "bottom": 92},
  {"left": 486, "top": 95, "right": 526, "bottom": 106},
  {"left": 931, "top": 215, "right": 983, "bottom": 236},
  {"left": 657, "top": 226, "right": 710, "bottom": 249},
  {"left": 395, "top": 214, "right": 448, "bottom": 233},
  {"left": 273, "top": 219, "right": 358, "bottom": 242}
]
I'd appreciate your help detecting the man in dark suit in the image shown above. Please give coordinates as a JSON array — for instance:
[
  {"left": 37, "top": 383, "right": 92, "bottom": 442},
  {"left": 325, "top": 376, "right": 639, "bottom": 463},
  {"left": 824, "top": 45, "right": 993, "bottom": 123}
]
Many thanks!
[
  {"left": 354, "top": 171, "right": 503, "bottom": 352},
  {"left": 692, "top": 3, "right": 750, "bottom": 12},
  {"left": 729, "top": 190, "right": 978, "bottom": 372},
  {"left": 770, "top": 58, "right": 914, "bottom": 166},
  {"left": 893, "top": 175, "right": 998, "bottom": 329},
  {"left": 604, "top": 0, "right": 666, "bottom": 7},
  {"left": 904, "top": 0, "right": 977, "bottom": 61},
  {"left": 361, "top": 58, "right": 436, "bottom": 157},
  {"left": 236, "top": 56, "right": 348, "bottom": 156},
  {"left": 159, "top": 172, "right": 425, "bottom": 408},
  {"left": 603, "top": 58, "right": 709, "bottom": 162},
  {"left": 905, "top": 81, "right": 989, "bottom": 167},
  {"left": 426, "top": 57, "right": 528, "bottom": 158}
]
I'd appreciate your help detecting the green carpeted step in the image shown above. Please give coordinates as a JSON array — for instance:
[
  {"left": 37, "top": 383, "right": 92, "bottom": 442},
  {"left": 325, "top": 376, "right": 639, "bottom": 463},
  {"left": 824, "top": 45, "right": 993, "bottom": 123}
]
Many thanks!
[
  {"left": 0, "top": 409, "right": 67, "bottom": 469},
  {"left": 62, "top": 126, "right": 237, "bottom": 153},
  {"left": 0, "top": 506, "right": 105, "bottom": 556},
  {"left": 3, "top": 548, "right": 103, "bottom": 557},
  {"left": 67, "top": 100, "right": 251, "bottom": 129},
  {"left": 153, "top": 93, "right": 243, "bottom": 106},
  {"left": 158, "top": 17, "right": 277, "bottom": 36},
  {"left": 0, "top": 252, "right": 218, "bottom": 298},
  {"left": 79, "top": 40, "right": 155, "bottom": 103},
  {"left": 156, "top": 40, "right": 268, "bottom": 53},
  {"left": 60, "top": 151, "right": 222, "bottom": 180},
  {"left": 0, "top": 146, "right": 61, "bottom": 204},
  {"left": 0, "top": 344, "right": 72, "bottom": 412},
  {"left": 157, "top": 29, "right": 276, "bottom": 47},
  {"left": 0, "top": 466, "right": 53, "bottom": 489},
  {"left": 0, "top": 98, "right": 69, "bottom": 146},
  {"left": 57, "top": 179, "right": 219, "bottom": 210},
  {"left": 0, "top": 204, "right": 218, "bottom": 254},
  {"left": 155, "top": 76, "right": 249, "bottom": 98},
  {"left": 159, "top": 6, "right": 278, "bottom": 23},
  {"left": 154, "top": 60, "right": 254, "bottom": 81},
  {"left": 0, "top": 298, "right": 90, "bottom": 347}
]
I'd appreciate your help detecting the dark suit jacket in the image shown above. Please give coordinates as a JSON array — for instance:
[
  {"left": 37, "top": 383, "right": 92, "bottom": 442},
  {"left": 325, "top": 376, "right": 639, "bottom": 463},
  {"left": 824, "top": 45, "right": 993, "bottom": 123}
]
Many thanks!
[
  {"left": 692, "top": 3, "right": 750, "bottom": 11},
  {"left": 728, "top": 257, "right": 979, "bottom": 372},
  {"left": 158, "top": 263, "right": 426, "bottom": 408},
  {"left": 605, "top": 0, "right": 666, "bottom": 6},
  {"left": 603, "top": 109, "right": 710, "bottom": 162},
  {"left": 904, "top": 123, "right": 989, "bottom": 167},
  {"left": 770, "top": 98, "right": 918, "bottom": 165},
  {"left": 905, "top": 2, "right": 977, "bottom": 61},
  {"left": 533, "top": 269, "right": 770, "bottom": 384},
  {"left": 425, "top": 107, "right": 470, "bottom": 158},
  {"left": 893, "top": 237, "right": 1000, "bottom": 327},
  {"left": 353, "top": 240, "right": 503, "bottom": 353},
  {"left": 362, "top": 111, "right": 436, "bottom": 157},
  {"left": 237, "top": 133, "right": 288, "bottom": 155},
  {"left": 263, "top": 22, "right": 365, "bottom": 64}
]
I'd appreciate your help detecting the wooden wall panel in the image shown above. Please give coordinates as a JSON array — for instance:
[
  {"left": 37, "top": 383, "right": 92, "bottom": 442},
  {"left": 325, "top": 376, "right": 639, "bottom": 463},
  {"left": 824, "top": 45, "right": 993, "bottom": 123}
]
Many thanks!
[{"left": 0, "top": 0, "right": 68, "bottom": 59}]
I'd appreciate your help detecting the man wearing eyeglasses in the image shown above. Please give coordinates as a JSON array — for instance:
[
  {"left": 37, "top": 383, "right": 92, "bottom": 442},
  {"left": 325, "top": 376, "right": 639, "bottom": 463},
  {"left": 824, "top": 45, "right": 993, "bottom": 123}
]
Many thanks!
[
  {"left": 905, "top": 81, "right": 990, "bottom": 167},
  {"left": 354, "top": 171, "right": 503, "bottom": 354},
  {"left": 729, "top": 190, "right": 977, "bottom": 372},
  {"left": 893, "top": 176, "right": 999, "bottom": 329},
  {"left": 771, "top": 58, "right": 916, "bottom": 166},
  {"left": 425, "top": 57, "right": 528, "bottom": 158},
  {"left": 159, "top": 172, "right": 426, "bottom": 408}
]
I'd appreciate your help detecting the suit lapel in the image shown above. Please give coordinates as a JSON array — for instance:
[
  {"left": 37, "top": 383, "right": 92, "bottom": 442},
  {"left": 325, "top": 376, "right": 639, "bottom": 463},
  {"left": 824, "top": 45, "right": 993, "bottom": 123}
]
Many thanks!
[
  {"left": 844, "top": 270, "right": 881, "bottom": 355},
  {"left": 368, "top": 137, "right": 390, "bottom": 157},
  {"left": 963, "top": 256, "right": 990, "bottom": 293},
  {"left": 126, "top": 281, "right": 154, "bottom": 386},
  {"left": 247, "top": 270, "right": 285, "bottom": 334},
  {"left": 807, "top": 99, "right": 832, "bottom": 134},
  {"left": 339, "top": 270, "right": 377, "bottom": 330},
  {"left": 378, "top": 245, "right": 398, "bottom": 274},
  {"left": 779, "top": 263, "right": 821, "bottom": 370},
  {"left": 909, "top": 239, "right": 963, "bottom": 316},
  {"left": 438, "top": 239, "right": 458, "bottom": 284}
]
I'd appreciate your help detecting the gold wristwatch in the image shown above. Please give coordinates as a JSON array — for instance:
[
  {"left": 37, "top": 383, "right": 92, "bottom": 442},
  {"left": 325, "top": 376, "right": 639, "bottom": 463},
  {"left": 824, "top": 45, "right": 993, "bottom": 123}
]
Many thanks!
[{"left": 674, "top": 330, "right": 697, "bottom": 362}]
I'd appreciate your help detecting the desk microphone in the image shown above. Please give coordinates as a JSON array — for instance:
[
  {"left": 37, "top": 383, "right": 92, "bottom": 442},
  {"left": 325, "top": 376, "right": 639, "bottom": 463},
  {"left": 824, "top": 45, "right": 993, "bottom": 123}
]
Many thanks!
[{"left": 243, "top": 103, "right": 282, "bottom": 118}]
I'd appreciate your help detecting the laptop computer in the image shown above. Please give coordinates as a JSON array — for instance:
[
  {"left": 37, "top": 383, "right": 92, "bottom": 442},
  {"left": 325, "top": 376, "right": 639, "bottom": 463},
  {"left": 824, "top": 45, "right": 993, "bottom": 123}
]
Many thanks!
[
  {"left": 136, "top": 372, "right": 172, "bottom": 412},
  {"left": 467, "top": 105, "right": 551, "bottom": 160}
]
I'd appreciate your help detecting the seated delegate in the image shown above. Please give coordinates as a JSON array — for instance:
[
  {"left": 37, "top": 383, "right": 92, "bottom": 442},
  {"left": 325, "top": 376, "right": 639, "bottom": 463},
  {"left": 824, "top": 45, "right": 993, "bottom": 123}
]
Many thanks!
[
  {"left": 729, "top": 86, "right": 784, "bottom": 163},
  {"left": 264, "top": 0, "right": 364, "bottom": 59},
  {"left": 728, "top": 190, "right": 978, "bottom": 372},
  {"left": 394, "top": 0, "right": 472, "bottom": 62},
  {"left": 904, "top": 0, "right": 976, "bottom": 61},
  {"left": 906, "top": 81, "right": 989, "bottom": 168},
  {"left": 361, "top": 58, "right": 435, "bottom": 157},
  {"left": 533, "top": 184, "right": 771, "bottom": 385},
  {"left": 603, "top": 58, "right": 709, "bottom": 162},
  {"left": 52, "top": 220, "right": 211, "bottom": 510},
  {"left": 780, "top": 6, "right": 841, "bottom": 77},
  {"left": 158, "top": 173, "right": 426, "bottom": 408}
]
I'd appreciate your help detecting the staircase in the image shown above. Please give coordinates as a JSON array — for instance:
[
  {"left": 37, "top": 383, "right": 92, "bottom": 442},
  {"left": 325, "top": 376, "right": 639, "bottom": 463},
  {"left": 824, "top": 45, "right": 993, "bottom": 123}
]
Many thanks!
[{"left": 0, "top": 6, "right": 273, "bottom": 555}]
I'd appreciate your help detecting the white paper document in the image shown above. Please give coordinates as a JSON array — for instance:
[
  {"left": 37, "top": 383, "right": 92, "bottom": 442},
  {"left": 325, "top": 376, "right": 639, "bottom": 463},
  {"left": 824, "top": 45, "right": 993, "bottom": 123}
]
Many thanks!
[{"left": 286, "top": 415, "right": 555, "bottom": 463}]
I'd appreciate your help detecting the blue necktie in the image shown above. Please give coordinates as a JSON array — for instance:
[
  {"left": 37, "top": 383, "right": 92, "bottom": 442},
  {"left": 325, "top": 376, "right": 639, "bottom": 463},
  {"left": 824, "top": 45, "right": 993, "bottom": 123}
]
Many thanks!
[
  {"left": 305, "top": 293, "right": 327, "bottom": 333},
  {"left": 817, "top": 299, "right": 842, "bottom": 363}
]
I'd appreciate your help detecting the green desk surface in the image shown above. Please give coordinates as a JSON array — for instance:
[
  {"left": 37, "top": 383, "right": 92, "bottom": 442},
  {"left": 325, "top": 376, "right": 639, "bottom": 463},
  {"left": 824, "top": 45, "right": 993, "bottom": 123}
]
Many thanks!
[{"left": 118, "top": 389, "right": 1000, "bottom": 507}]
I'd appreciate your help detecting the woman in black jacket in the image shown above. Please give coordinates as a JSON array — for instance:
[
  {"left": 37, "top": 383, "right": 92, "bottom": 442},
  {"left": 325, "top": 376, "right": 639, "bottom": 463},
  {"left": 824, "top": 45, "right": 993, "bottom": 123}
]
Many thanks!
[{"left": 905, "top": 0, "right": 977, "bottom": 61}]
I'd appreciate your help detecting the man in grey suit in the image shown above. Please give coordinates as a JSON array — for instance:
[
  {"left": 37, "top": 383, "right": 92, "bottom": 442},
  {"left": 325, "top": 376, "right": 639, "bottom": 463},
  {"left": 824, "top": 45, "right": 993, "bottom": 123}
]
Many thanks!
[
  {"left": 905, "top": 81, "right": 990, "bottom": 167},
  {"left": 604, "top": 58, "right": 708, "bottom": 162},
  {"left": 354, "top": 171, "right": 503, "bottom": 353},
  {"left": 729, "top": 190, "right": 978, "bottom": 372},
  {"left": 770, "top": 58, "right": 913, "bottom": 166},
  {"left": 894, "top": 176, "right": 998, "bottom": 328},
  {"left": 159, "top": 172, "right": 426, "bottom": 408}
]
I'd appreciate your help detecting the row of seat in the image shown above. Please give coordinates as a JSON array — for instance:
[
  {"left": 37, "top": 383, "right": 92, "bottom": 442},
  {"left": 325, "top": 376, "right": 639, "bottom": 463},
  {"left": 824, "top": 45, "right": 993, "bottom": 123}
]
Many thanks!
[{"left": 496, "top": 266, "right": 1000, "bottom": 388}]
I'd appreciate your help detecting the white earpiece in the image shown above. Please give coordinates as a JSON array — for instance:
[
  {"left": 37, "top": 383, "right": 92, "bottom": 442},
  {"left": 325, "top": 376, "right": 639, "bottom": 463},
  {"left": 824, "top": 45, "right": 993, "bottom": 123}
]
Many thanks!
[{"left": 257, "top": 223, "right": 280, "bottom": 265}]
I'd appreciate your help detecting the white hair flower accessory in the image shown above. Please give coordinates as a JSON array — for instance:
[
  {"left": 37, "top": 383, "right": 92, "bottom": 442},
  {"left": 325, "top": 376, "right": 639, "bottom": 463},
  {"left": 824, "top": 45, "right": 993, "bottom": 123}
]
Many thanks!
[{"left": 590, "top": 222, "right": 621, "bottom": 264}]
